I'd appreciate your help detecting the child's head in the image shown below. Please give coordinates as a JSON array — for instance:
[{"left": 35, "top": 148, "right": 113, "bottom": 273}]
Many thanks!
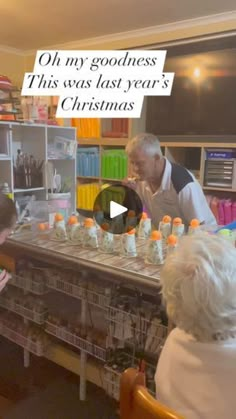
[{"left": 0, "top": 194, "right": 17, "bottom": 245}]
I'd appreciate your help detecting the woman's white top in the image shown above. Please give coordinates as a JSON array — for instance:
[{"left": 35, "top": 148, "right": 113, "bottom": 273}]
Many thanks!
[{"left": 155, "top": 327, "right": 236, "bottom": 419}]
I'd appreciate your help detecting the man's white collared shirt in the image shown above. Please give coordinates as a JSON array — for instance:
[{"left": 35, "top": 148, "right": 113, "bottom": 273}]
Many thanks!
[{"left": 136, "top": 158, "right": 216, "bottom": 228}]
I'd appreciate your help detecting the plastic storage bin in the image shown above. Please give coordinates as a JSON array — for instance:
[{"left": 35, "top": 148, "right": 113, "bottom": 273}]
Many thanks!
[
  {"left": 76, "top": 183, "right": 100, "bottom": 210},
  {"left": 48, "top": 192, "right": 71, "bottom": 221},
  {"left": 77, "top": 147, "right": 99, "bottom": 177},
  {"left": 101, "top": 149, "right": 128, "bottom": 180}
]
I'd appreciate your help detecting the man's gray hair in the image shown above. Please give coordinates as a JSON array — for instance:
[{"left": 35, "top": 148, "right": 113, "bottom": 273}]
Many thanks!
[
  {"left": 161, "top": 233, "right": 236, "bottom": 342},
  {"left": 125, "top": 133, "right": 163, "bottom": 157}
]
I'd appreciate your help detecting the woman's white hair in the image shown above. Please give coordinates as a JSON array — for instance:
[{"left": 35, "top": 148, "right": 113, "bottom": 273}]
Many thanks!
[
  {"left": 161, "top": 233, "right": 236, "bottom": 342},
  {"left": 125, "top": 133, "right": 163, "bottom": 157}
]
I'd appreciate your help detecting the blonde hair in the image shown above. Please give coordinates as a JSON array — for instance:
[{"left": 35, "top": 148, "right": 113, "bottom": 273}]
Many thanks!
[
  {"left": 125, "top": 133, "right": 163, "bottom": 157},
  {"left": 160, "top": 233, "right": 236, "bottom": 342}
]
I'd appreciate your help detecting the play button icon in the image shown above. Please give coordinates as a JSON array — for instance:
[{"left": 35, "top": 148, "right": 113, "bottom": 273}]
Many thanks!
[
  {"left": 110, "top": 201, "right": 127, "bottom": 219},
  {"left": 93, "top": 183, "right": 143, "bottom": 234}
]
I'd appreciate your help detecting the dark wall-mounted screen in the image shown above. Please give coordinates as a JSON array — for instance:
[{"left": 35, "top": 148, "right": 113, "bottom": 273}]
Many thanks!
[{"left": 146, "top": 34, "right": 236, "bottom": 135}]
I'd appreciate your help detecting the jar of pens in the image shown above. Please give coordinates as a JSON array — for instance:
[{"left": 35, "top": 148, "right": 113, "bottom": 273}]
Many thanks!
[{"left": 14, "top": 150, "right": 44, "bottom": 189}]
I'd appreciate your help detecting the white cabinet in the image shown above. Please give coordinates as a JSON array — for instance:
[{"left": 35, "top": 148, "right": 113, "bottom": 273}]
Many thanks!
[{"left": 0, "top": 122, "right": 77, "bottom": 211}]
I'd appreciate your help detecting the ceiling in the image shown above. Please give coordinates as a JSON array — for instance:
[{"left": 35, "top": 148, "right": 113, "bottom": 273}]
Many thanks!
[{"left": 0, "top": 0, "right": 236, "bottom": 52}]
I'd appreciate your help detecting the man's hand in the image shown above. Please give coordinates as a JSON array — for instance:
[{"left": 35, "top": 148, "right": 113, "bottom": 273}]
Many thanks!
[
  {"left": 0, "top": 270, "right": 11, "bottom": 292},
  {"left": 122, "top": 177, "right": 138, "bottom": 190}
]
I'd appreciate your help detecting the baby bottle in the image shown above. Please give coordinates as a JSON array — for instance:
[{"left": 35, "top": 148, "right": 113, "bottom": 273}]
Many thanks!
[
  {"left": 37, "top": 222, "right": 50, "bottom": 237},
  {"left": 145, "top": 230, "right": 164, "bottom": 265},
  {"left": 100, "top": 223, "right": 114, "bottom": 253},
  {"left": 67, "top": 215, "right": 82, "bottom": 242},
  {"left": 166, "top": 234, "right": 178, "bottom": 255},
  {"left": 172, "top": 217, "right": 185, "bottom": 237},
  {"left": 159, "top": 215, "right": 172, "bottom": 240},
  {"left": 125, "top": 210, "right": 137, "bottom": 230},
  {"left": 188, "top": 218, "right": 201, "bottom": 235},
  {"left": 120, "top": 228, "right": 137, "bottom": 257},
  {"left": 83, "top": 218, "right": 98, "bottom": 249},
  {"left": 52, "top": 213, "right": 67, "bottom": 240},
  {"left": 138, "top": 212, "right": 152, "bottom": 240}
]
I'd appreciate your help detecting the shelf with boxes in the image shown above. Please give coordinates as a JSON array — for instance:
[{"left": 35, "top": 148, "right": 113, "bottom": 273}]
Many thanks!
[
  {"left": 75, "top": 112, "right": 146, "bottom": 211},
  {"left": 0, "top": 76, "right": 21, "bottom": 122}
]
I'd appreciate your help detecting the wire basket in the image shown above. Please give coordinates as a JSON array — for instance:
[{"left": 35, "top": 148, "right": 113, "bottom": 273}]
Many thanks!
[
  {"left": 0, "top": 324, "right": 46, "bottom": 356},
  {"left": 107, "top": 305, "right": 168, "bottom": 355},
  {"left": 46, "top": 274, "right": 111, "bottom": 309},
  {"left": 0, "top": 296, "right": 48, "bottom": 325},
  {"left": 10, "top": 274, "right": 48, "bottom": 296},
  {"left": 45, "top": 321, "right": 108, "bottom": 362},
  {"left": 104, "top": 365, "right": 121, "bottom": 400},
  {"left": 104, "top": 351, "right": 156, "bottom": 400}
]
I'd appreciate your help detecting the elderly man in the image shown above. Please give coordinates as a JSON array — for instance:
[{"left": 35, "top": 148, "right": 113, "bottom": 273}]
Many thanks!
[{"left": 125, "top": 133, "right": 216, "bottom": 227}]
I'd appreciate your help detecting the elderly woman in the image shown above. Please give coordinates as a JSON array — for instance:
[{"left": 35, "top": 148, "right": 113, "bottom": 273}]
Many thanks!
[{"left": 155, "top": 233, "right": 236, "bottom": 419}]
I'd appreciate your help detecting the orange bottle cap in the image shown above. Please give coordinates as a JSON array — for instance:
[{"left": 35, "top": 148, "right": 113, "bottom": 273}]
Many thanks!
[
  {"left": 55, "top": 213, "right": 64, "bottom": 222},
  {"left": 190, "top": 218, "right": 200, "bottom": 228},
  {"left": 173, "top": 217, "right": 182, "bottom": 226},
  {"left": 162, "top": 215, "right": 171, "bottom": 223},
  {"left": 101, "top": 223, "right": 110, "bottom": 231},
  {"left": 127, "top": 210, "right": 136, "bottom": 217},
  {"left": 38, "top": 223, "right": 46, "bottom": 231},
  {"left": 141, "top": 212, "right": 148, "bottom": 220},
  {"left": 150, "top": 230, "right": 162, "bottom": 240},
  {"left": 167, "top": 234, "right": 178, "bottom": 245},
  {"left": 68, "top": 215, "right": 78, "bottom": 225},
  {"left": 127, "top": 228, "right": 136, "bottom": 235},
  {"left": 84, "top": 218, "right": 94, "bottom": 227}
]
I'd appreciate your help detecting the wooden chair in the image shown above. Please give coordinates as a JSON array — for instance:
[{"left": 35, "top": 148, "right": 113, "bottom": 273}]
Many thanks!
[{"left": 120, "top": 367, "right": 184, "bottom": 419}]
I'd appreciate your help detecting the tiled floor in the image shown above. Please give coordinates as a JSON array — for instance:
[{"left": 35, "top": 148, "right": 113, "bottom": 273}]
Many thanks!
[{"left": 0, "top": 338, "right": 117, "bottom": 419}]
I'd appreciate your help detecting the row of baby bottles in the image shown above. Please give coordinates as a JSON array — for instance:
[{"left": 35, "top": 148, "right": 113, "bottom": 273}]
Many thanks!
[
  {"left": 50, "top": 212, "right": 125, "bottom": 252},
  {"left": 118, "top": 213, "right": 203, "bottom": 264},
  {"left": 41, "top": 212, "right": 206, "bottom": 265},
  {"left": 144, "top": 215, "right": 201, "bottom": 265}
]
